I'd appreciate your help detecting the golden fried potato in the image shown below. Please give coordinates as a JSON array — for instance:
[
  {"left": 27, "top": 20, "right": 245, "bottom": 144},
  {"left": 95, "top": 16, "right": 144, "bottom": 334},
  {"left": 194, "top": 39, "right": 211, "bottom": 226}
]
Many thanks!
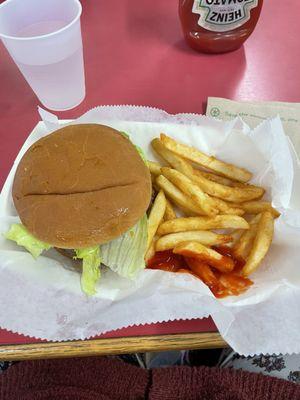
[
  {"left": 173, "top": 241, "right": 234, "bottom": 273},
  {"left": 160, "top": 133, "right": 252, "bottom": 183},
  {"left": 151, "top": 138, "right": 194, "bottom": 176},
  {"left": 189, "top": 169, "right": 264, "bottom": 203},
  {"left": 194, "top": 169, "right": 234, "bottom": 186},
  {"left": 161, "top": 167, "right": 218, "bottom": 217},
  {"left": 145, "top": 238, "right": 156, "bottom": 261},
  {"left": 238, "top": 200, "right": 280, "bottom": 218},
  {"left": 156, "top": 175, "right": 203, "bottom": 215},
  {"left": 233, "top": 214, "right": 261, "bottom": 260},
  {"left": 164, "top": 199, "right": 177, "bottom": 221},
  {"left": 147, "top": 190, "right": 166, "bottom": 250},
  {"left": 156, "top": 230, "right": 232, "bottom": 251},
  {"left": 148, "top": 134, "right": 276, "bottom": 291},
  {"left": 152, "top": 139, "right": 261, "bottom": 203},
  {"left": 242, "top": 211, "right": 274, "bottom": 276},
  {"left": 157, "top": 215, "right": 249, "bottom": 235},
  {"left": 147, "top": 160, "right": 162, "bottom": 176},
  {"left": 210, "top": 196, "right": 245, "bottom": 216}
]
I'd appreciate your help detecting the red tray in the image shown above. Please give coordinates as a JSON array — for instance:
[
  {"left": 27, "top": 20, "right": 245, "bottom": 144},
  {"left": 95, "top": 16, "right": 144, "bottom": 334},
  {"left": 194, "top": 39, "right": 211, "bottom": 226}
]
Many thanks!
[{"left": 1, "top": 0, "right": 298, "bottom": 345}]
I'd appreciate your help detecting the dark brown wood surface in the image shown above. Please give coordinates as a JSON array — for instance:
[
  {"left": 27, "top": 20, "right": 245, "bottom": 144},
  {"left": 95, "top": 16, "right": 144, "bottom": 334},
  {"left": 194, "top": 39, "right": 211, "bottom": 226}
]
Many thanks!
[{"left": 0, "top": 332, "right": 226, "bottom": 361}]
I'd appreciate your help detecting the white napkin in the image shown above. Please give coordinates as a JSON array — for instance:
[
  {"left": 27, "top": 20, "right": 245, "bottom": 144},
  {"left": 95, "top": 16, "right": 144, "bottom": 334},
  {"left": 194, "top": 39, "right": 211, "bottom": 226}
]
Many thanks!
[
  {"left": 0, "top": 105, "right": 299, "bottom": 356},
  {"left": 206, "top": 97, "right": 300, "bottom": 153}
]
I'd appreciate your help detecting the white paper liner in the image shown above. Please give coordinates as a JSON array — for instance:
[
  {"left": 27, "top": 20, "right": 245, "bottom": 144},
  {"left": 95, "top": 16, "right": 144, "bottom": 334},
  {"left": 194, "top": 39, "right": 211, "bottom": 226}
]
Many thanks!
[{"left": 0, "top": 105, "right": 299, "bottom": 356}]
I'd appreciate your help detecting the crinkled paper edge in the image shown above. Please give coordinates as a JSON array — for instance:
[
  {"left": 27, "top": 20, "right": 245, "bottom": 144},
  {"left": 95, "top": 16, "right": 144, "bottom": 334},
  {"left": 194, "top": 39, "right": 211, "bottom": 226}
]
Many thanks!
[{"left": 1, "top": 105, "right": 299, "bottom": 356}]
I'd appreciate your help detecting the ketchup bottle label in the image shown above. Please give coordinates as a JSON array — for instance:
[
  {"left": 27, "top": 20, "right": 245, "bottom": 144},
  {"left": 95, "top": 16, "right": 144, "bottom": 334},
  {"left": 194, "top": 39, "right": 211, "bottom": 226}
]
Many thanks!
[{"left": 192, "top": 0, "right": 259, "bottom": 32}]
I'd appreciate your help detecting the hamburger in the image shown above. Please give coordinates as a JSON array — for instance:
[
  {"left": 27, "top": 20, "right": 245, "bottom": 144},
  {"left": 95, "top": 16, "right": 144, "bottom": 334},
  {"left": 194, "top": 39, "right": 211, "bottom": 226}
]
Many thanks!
[{"left": 5, "top": 124, "right": 152, "bottom": 295}]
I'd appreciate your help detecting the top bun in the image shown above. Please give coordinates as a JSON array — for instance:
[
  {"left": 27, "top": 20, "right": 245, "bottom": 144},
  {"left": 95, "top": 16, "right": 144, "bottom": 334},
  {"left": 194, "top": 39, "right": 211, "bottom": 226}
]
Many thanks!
[{"left": 12, "top": 124, "right": 151, "bottom": 248}]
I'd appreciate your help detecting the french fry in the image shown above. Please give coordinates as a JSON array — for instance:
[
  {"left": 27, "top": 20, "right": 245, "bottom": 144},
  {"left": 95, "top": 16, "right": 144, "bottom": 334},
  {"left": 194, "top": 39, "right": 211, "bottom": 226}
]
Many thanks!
[
  {"left": 156, "top": 175, "right": 206, "bottom": 215},
  {"left": 234, "top": 214, "right": 261, "bottom": 260},
  {"left": 199, "top": 168, "right": 263, "bottom": 194},
  {"left": 227, "top": 230, "right": 243, "bottom": 248},
  {"left": 147, "top": 160, "right": 162, "bottom": 176},
  {"left": 151, "top": 138, "right": 195, "bottom": 176},
  {"left": 210, "top": 196, "right": 245, "bottom": 216},
  {"left": 218, "top": 274, "right": 253, "bottom": 296},
  {"left": 145, "top": 239, "right": 156, "bottom": 261},
  {"left": 230, "top": 181, "right": 266, "bottom": 194},
  {"left": 151, "top": 176, "right": 161, "bottom": 194},
  {"left": 156, "top": 230, "right": 232, "bottom": 251},
  {"left": 147, "top": 190, "right": 166, "bottom": 250},
  {"left": 189, "top": 169, "right": 264, "bottom": 203},
  {"left": 174, "top": 241, "right": 234, "bottom": 273},
  {"left": 185, "top": 258, "right": 220, "bottom": 290},
  {"left": 146, "top": 135, "right": 278, "bottom": 297},
  {"left": 152, "top": 143, "right": 263, "bottom": 203},
  {"left": 160, "top": 133, "right": 252, "bottom": 183},
  {"left": 152, "top": 142, "right": 262, "bottom": 203},
  {"left": 153, "top": 139, "right": 231, "bottom": 211},
  {"left": 194, "top": 169, "right": 234, "bottom": 186},
  {"left": 221, "top": 208, "right": 245, "bottom": 216},
  {"left": 161, "top": 167, "right": 218, "bottom": 217},
  {"left": 164, "top": 199, "right": 177, "bottom": 221},
  {"left": 152, "top": 144, "right": 215, "bottom": 215},
  {"left": 157, "top": 215, "right": 249, "bottom": 235},
  {"left": 242, "top": 211, "right": 274, "bottom": 276},
  {"left": 186, "top": 258, "right": 252, "bottom": 297},
  {"left": 238, "top": 200, "right": 280, "bottom": 218}
]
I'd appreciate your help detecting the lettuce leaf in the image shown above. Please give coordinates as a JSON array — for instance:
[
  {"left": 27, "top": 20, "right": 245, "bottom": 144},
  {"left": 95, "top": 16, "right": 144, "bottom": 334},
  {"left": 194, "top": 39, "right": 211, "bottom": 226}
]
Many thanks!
[
  {"left": 74, "top": 246, "right": 101, "bottom": 296},
  {"left": 101, "top": 214, "right": 147, "bottom": 279},
  {"left": 119, "top": 131, "right": 130, "bottom": 139},
  {"left": 5, "top": 223, "right": 51, "bottom": 259},
  {"left": 135, "top": 145, "right": 147, "bottom": 164},
  {"left": 120, "top": 131, "right": 147, "bottom": 164}
]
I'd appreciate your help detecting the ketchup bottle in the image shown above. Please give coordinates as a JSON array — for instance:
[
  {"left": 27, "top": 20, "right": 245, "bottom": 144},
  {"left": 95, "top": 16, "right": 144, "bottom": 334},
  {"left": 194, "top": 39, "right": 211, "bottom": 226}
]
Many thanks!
[{"left": 179, "top": 0, "right": 263, "bottom": 54}]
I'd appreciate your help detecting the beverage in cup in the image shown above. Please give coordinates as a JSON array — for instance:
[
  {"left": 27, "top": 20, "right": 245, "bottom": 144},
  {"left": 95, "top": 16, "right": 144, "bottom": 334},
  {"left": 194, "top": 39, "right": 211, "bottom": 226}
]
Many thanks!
[{"left": 0, "top": 0, "right": 85, "bottom": 110}]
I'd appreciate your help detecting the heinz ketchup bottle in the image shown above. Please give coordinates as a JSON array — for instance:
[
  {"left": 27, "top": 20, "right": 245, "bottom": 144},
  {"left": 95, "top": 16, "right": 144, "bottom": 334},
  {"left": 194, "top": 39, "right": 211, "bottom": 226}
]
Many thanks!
[{"left": 179, "top": 0, "right": 263, "bottom": 54}]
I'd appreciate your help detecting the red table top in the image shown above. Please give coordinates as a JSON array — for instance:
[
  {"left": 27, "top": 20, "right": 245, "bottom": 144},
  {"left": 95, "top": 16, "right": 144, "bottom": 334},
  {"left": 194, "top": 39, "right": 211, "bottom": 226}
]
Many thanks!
[{"left": 0, "top": 0, "right": 299, "bottom": 344}]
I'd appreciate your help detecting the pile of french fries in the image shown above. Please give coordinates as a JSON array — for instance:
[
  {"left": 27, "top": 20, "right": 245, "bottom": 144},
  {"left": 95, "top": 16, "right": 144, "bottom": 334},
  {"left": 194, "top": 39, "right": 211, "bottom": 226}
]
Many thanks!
[{"left": 145, "top": 133, "right": 279, "bottom": 297}]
